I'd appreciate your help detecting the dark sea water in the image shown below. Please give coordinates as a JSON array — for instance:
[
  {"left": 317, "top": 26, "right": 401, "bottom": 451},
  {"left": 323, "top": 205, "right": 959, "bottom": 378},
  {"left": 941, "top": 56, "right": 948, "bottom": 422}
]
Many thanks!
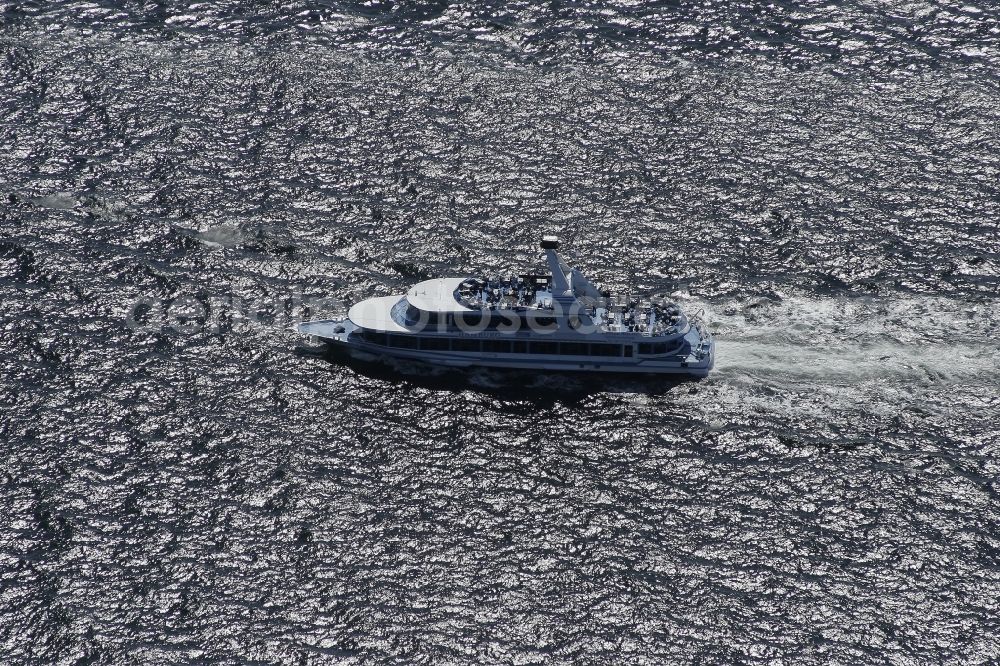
[{"left": 2, "top": 1, "right": 1000, "bottom": 663}]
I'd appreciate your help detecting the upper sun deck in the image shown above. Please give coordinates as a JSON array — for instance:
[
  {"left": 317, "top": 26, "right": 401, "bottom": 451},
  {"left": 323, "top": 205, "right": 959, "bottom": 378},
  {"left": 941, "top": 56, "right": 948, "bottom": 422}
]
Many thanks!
[
  {"left": 406, "top": 277, "right": 476, "bottom": 314},
  {"left": 455, "top": 275, "right": 554, "bottom": 312},
  {"left": 403, "top": 275, "right": 687, "bottom": 337}
]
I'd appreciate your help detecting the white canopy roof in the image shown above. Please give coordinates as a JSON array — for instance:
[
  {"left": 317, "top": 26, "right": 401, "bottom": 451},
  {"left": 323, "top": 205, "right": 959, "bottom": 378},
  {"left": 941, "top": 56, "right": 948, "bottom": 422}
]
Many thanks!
[
  {"left": 347, "top": 295, "right": 409, "bottom": 332},
  {"left": 406, "top": 277, "right": 475, "bottom": 314}
]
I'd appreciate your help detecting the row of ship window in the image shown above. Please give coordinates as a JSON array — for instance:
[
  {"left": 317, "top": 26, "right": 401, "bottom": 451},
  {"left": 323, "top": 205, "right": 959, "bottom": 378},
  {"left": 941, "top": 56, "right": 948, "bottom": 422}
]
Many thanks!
[
  {"left": 404, "top": 306, "right": 557, "bottom": 329},
  {"left": 360, "top": 330, "right": 681, "bottom": 357}
]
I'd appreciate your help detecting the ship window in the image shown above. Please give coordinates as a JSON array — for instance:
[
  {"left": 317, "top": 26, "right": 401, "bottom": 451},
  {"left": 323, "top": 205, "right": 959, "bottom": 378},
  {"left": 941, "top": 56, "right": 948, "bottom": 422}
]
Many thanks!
[
  {"left": 452, "top": 338, "right": 480, "bottom": 352},
  {"left": 455, "top": 310, "right": 490, "bottom": 333},
  {"left": 512, "top": 340, "right": 528, "bottom": 353},
  {"left": 623, "top": 345, "right": 633, "bottom": 357},
  {"left": 483, "top": 339, "right": 511, "bottom": 353},
  {"left": 529, "top": 341, "right": 558, "bottom": 355},
  {"left": 389, "top": 334, "right": 418, "bottom": 349},
  {"left": 522, "top": 313, "right": 557, "bottom": 331},
  {"left": 590, "top": 343, "right": 620, "bottom": 357},
  {"left": 405, "top": 305, "right": 428, "bottom": 327},
  {"left": 466, "top": 313, "right": 483, "bottom": 326},
  {"left": 560, "top": 342, "right": 588, "bottom": 356},
  {"left": 362, "top": 330, "right": 387, "bottom": 346},
  {"left": 637, "top": 343, "right": 653, "bottom": 355},
  {"left": 652, "top": 342, "right": 668, "bottom": 354},
  {"left": 419, "top": 336, "right": 449, "bottom": 351},
  {"left": 490, "top": 311, "right": 520, "bottom": 330}
]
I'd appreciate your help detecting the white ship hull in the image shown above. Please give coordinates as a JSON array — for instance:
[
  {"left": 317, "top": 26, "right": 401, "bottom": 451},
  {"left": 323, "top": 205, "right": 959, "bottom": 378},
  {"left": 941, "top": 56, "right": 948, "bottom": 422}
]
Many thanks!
[
  {"left": 299, "top": 319, "right": 714, "bottom": 378},
  {"left": 297, "top": 237, "right": 716, "bottom": 380}
]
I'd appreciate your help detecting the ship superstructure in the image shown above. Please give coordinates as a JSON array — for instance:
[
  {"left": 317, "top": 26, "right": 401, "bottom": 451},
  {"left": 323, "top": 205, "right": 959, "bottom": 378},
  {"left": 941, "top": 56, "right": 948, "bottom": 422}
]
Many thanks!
[{"left": 298, "top": 237, "right": 714, "bottom": 377}]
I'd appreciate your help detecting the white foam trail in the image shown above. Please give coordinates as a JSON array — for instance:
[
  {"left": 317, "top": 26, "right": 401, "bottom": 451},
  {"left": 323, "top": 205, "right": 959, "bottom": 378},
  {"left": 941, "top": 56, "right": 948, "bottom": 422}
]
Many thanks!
[
  {"left": 715, "top": 340, "right": 998, "bottom": 382},
  {"left": 195, "top": 226, "right": 244, "bottom": 249},
  {"left": 672, "top": 294, "right": 999, "bottom": 422},
  {"left": 694, "top": 293, "right": 999, "bottom": 384},
  {"left": 33, "top": 192, "right": 78, "bottom": 210}
]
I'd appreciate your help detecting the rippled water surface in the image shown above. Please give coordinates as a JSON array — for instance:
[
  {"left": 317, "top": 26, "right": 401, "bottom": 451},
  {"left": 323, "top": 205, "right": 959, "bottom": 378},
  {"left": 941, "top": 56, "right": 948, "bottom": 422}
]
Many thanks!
[{"left": 2, "top": 1, "right": 1000, "bottom": 664}]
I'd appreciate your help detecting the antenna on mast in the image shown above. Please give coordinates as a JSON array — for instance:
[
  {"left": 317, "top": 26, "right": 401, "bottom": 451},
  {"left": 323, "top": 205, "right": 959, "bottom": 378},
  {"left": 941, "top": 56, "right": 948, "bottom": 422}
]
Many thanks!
[{"left": 540, "top": 235, "right": 570, "bottom": 294}]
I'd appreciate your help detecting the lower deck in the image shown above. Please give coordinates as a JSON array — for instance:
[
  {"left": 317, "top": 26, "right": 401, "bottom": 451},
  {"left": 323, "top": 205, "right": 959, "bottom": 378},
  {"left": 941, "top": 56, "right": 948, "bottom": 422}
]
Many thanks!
[
  {"left": 356, "top": 329, "right": 690, "bottom": 359},
  {"left": 298, "top": 319, "right": 714, "bottom": 376}
]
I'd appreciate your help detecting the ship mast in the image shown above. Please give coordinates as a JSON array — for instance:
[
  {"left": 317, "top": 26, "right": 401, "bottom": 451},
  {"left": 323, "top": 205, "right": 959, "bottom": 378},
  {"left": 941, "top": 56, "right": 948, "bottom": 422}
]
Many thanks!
[{"left": 540, "top": 235, "right": 603, "bottom": 301}]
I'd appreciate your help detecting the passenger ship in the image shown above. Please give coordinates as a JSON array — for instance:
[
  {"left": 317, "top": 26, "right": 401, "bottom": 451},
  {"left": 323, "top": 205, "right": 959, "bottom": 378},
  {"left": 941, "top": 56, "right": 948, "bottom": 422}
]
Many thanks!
[{"left": 298, "top": 237, "right": 714, "bottom": 377}]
